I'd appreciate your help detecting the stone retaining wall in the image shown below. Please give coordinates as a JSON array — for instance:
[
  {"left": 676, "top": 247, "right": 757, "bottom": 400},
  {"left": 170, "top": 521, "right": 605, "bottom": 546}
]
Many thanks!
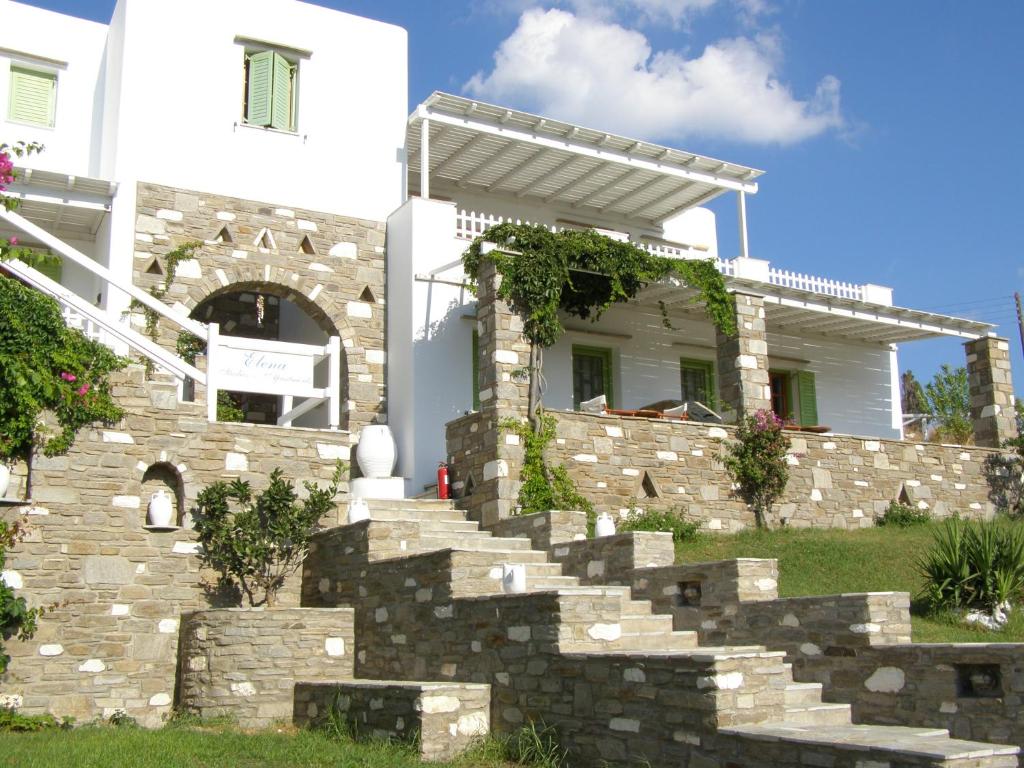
[
  {"left": 796, "top": 644, "right": 1024, "bottom": 748},
  {"left": 448, "top": 410, "right": 1005, "bottom": 530},
  {"left": 0, "top": 365, "right": 351, "bottom": 725},
  {"left": 550, "top": 531, "right": 675, "bottom": 585},
  {"left": 294, "top": 680, "right": 491, "bottom": 761},
  {"left": 483, "top": 510, "right": 588, "bottom": 550},
  {"left": 178, "top": 608, "right": 354, "bottom": 728}
]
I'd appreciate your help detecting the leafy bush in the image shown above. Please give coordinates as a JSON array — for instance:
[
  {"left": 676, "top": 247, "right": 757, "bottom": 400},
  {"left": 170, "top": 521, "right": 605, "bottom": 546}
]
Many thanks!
[
  {"left": 215, "top": 391, "right": 245, "bottom": 423},
  {"left": 918, "top": 517, "right": 1024, "bottom": 613},
  {"left": 619, "top": 507, "right": 700, "bottom": 542},
  {"left": 0, "top": 708, "right": 73, "bottom": 732},
  {"left": 721, "top": 410, "right": 791, "bottom": 529},
  {"left": 877, "top": 501, "right": 930, "bottom": 528},
  {"left": 192, "top": 463, "right": 345, "bottom": 607},
  {"left": 924, "top": 364, "right": 972, "bottom": 445},
  {"left": 500, "top": 721, "right": 567, "bottom": 768},
  {"left": 1, "top": 520, "right": 40, "bottom": 675},
  {"left": 0, "top": 274, "right": 127, "bottom": 498},
  {"left": 500, "top": 416, "right": 595, "bottom": 534}
]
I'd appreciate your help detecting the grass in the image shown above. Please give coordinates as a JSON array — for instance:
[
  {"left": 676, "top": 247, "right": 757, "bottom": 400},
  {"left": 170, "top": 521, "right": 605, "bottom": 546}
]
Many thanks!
[
  {"left": 0, "top": 718, "right": 554, "bottom": 768},
  {"left": 677, "top": 521, "right": 1024, "bottom": 643}
]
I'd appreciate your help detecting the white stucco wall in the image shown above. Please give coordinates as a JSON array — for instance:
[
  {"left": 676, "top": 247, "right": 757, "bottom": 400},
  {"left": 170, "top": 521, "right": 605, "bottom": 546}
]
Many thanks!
[
  {"left": 100, "top": 0, "right": 407, "bottom": 222},
  {"left": 0, "top": 2, "right": 108, "bottom": 176},
  {"left": 538, "top": 303, "right": 900, "bottom": 440}
]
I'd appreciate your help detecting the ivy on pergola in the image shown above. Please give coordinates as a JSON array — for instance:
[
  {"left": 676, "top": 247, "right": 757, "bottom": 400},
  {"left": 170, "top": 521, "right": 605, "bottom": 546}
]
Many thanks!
[{"left": 463, "top": 222, "right": 737, "bottom": 426}]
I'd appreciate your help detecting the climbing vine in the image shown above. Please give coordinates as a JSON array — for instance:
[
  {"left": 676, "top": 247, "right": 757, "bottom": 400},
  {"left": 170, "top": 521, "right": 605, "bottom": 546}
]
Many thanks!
[
  {"left": 129, "top": 240, "right": 202, "bottom": 376},
  {"left": 500, "top": 416, "right": 595, "bottom": 534},
  {"left": 463, "top": 222, "right": 736, "bottom": 350}
]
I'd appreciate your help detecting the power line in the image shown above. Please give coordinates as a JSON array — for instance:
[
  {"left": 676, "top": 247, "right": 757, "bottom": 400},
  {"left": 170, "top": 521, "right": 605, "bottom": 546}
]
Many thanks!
[{"left": 923, "top": 295, "right": 1013, "bottom": 312}]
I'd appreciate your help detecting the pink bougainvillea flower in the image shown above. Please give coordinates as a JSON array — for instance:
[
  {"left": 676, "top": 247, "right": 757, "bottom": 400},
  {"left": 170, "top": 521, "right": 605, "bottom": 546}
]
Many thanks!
[
  {"left": 60, "top": 371, "right": 77, "bottom": 382},
  {"left": 8, "top": 237, "right": 16, "bottom": 246},
  {"left": 77, "top": 383, "right": 91, "bottom": 396}
]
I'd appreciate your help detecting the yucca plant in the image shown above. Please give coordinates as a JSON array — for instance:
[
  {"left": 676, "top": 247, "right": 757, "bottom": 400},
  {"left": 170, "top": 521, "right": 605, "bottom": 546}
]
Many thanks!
[{"left": 918, "top": 518, "right": 1024, "bottom": 613}]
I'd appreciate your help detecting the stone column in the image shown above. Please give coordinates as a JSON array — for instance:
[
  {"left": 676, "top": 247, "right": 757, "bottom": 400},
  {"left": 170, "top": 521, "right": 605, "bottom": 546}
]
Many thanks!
[
  {"left": 965, "top": 335, "right": 1018, "bottom": 447},
  {"left": 716, "top": 291, "right": 771, "bottom": 423},
  {"left": 475, "top": 257, "right": 530, "bottom": 416}
]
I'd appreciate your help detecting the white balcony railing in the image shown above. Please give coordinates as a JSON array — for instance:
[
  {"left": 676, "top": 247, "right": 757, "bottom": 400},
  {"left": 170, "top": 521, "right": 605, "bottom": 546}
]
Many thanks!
[{"left": 453, "top": 208, "right": 870, "bottom": 303}]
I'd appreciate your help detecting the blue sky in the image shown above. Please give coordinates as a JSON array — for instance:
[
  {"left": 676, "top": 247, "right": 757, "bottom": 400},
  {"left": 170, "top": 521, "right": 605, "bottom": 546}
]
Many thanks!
[{"left": 19, "top": 0, "right": 1024, "bottom": 397}]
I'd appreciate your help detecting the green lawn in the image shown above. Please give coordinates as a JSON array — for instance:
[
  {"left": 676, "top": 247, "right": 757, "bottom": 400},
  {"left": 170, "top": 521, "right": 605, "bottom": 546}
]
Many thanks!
[
  {"left": 676, "top": 522, "right": 1024, "bottom": 643},
  {"left": 0, "top": 722, "right": 519, "bottom": 768}
]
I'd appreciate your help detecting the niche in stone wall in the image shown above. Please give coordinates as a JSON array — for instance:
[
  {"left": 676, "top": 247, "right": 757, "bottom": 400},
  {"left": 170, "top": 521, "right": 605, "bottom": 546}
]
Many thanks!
[
  {"left": 637, "top": 471, "right": 661, "bottom": 500},
  {"left": 141, "top": 461, "right": 185, "bottom": 530}
]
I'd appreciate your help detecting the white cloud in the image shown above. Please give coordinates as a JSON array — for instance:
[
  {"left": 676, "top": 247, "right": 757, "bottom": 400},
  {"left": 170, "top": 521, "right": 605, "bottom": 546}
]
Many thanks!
[
  {"left": 482, "top": 0, "right": 770, "bottom": 29},
  {"left": 464, "top": 8, "right": 842, "bottom": 145}
]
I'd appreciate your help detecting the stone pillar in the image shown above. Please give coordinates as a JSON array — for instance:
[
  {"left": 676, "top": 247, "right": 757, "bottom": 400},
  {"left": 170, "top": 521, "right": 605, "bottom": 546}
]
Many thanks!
[
  {"left": 965, "top": 335, "right": 1018, "bottom": 447},
  {"left": 476, "top": 257, "right": 530, "bottom": 416},
  {"left": 716, "top": 292, "right": 771, "bottom": 423}
]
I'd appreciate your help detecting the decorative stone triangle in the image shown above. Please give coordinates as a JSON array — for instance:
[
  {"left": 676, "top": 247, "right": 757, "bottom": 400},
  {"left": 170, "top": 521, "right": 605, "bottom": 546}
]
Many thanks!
[
  {"left": 253, "top": 228, "right": 276, "bottom": 251},
  {"left": 638, "top": 471, "right": 661, "bottom": 500},
  {"left": 463, "top": 472, "right": 477, "bottom": 497},
  {"left": 210, "top": 225, "right": 233, "bottom": 245},
  {"left": 359, "top": 286, "right": 376, "bottom": 303},
  {"left": 145, "top": 259, "right": 164, "bottom": 276},
  {"left": 299, "top": 235, "right": 316, "bottom": 255}
]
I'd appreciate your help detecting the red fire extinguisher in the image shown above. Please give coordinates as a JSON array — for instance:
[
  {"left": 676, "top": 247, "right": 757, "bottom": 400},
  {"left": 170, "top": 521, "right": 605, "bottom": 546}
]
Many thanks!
[{"left": 437, "top": 462, "right": 451, "bottom": 500}]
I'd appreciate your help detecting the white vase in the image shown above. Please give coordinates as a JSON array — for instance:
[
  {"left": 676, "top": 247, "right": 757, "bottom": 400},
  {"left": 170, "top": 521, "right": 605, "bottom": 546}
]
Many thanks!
[
  {"left": 502, "top": 564, "right": 527, "bottom": 594},
  {"left": 147, "top": 490, "right": 175, "bottom": 527},
  {"left": 0, "top": 465, "right": 9, "bottom": 498},
  {"left": 356, "top": 425, "right": 396, "bottom": 479},
  {"left": 347, "top": 497, "right": 371, "bottom": 524},
  {"left": 595, "top": 512, "right": 616, "bottom": 538}
]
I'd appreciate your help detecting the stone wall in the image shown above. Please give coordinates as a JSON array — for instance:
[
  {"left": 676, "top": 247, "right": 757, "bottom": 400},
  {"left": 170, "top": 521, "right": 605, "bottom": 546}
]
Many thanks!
[
  {"left": 483, "top": 510, "right": 588, "bottom": 550},
  {"left": 178, "top": 607, "right": 354, "bottom": 728},
  {"left": 0, "top": 365, "right": 351, "bottom": 725},
  {"left": 550, "top": 531, "right": 675, "bottom": 585},
  {"left": 796, "top": 644, "right": 1024, "bottom": 748},
  {"left": 131, "top": 181, "right": 388, "bottom": 432},
  {"left": 294, "top": 681, "right": 490, "bottom": 761},
  {"left": 448, "top": 409, "right": 1006, "bottom": 530}
]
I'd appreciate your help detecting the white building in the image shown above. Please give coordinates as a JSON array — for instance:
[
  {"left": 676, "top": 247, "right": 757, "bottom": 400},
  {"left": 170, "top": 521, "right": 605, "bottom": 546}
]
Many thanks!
[{"left": 1, "top": 0, "right": 1007, "bottom": 499}]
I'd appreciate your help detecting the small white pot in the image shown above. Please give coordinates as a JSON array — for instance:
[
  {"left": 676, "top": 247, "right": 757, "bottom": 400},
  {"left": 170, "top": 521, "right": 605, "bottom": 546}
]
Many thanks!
[
  {"left": 147, "top": 490, "right": 175, "bottom": 527},
  {"left": 0, "top": 464, "right": 10, "bottom": 498},
  {"left": 356, "top": 425, "right": 397, "bottom": 479},
  {"left": 347, "top": 497, "right": 371, "bottom": 524},
  {"left": 595, "top": 512, "right": 616, "bottom": 538},
  {"left": 502, "top": 564, "right": 527, "bottom": 594}
]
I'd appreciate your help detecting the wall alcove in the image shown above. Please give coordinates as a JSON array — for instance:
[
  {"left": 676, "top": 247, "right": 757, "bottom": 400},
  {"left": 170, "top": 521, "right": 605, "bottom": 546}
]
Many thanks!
[{"left": 141, "top": 461, "right": 186, "bottom": 530}]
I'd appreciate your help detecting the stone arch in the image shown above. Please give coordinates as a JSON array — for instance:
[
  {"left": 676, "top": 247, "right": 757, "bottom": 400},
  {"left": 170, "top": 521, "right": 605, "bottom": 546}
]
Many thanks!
[
  {"left": 131, "top": 454, "right": 198, "bottom": 527},
  {"left": 179, "top": 264, "right": 370, "bottom": 431}
]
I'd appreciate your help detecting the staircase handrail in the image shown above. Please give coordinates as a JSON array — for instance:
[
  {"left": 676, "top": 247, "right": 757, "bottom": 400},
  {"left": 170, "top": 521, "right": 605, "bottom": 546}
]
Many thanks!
[
  {"left": 1, "top": 257, "right": 206, "bottom": 384},
  {"left": 0, "top": 207, "right": 208, "bottom": 339}
]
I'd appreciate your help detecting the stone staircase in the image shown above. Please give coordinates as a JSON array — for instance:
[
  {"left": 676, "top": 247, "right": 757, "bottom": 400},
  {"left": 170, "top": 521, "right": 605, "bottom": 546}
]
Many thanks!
[{"left": 297, "top": 497, "right": 1021, "bottom": 766}]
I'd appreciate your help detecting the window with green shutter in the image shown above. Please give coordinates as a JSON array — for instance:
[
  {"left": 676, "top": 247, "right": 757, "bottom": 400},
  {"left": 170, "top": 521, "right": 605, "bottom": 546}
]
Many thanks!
[
  {"left": 243, "top": 51, "right": 296, "bottom": 131},
  {"left": 795, "top": 370, "right": 818, "bottom": 426},
  {"left": 679, "top": 358, "right": 715, "bottom": 407},
  {"left": 8, "top": 66, "right": 57, "bottom": 127},
  {"left": 572, "top": 345, "right": 614, "bottom": 410}
]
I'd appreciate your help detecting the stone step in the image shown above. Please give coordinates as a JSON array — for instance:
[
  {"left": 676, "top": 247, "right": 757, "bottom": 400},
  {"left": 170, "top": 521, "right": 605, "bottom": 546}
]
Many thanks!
[
  {"left": 783, "top": 682, "right": 825, "bottom": 707},
  {"left": 579, "top": 629, "right": 700, "bottom": 653},
  {"left": 422, "top": 533, "right": 534, "bottom": 551},
  {"left": 618, "top": 614, "right": 676, "bottom": 635},
  {"left": 620, "top": 599, "right": 656, "bottom": 616},
  {"left": 525, "top": 576, "right": 583, "bottom": 590},
  {"left": 781, "top": 702, "right": 852, "bottom": 726},
  {"left": 458, "top": 549, "right": 551, "bottom": 564},
  {"left": 722, "top": 723, "right": 1019, "bottom": 766},
  {"left": 367, "top": 498, "right": 458, "bottom": 513},
  {"left": 362, "top": 506, "right": 469, "bottom": 523},
  {"left": 365, "top": 517, "right": 481, "bottom": 533}
]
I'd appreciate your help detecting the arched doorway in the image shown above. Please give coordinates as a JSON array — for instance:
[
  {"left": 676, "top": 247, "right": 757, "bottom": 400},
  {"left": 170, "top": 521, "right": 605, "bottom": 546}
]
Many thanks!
[{"left": 191, "top": 281, "right": 349, "bottom": 429}]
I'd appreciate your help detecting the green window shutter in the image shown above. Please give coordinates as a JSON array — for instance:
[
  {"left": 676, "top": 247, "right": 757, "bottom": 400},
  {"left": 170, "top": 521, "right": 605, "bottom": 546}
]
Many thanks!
[
  {"left": 471, "top": 330, "right": 480, "bottom": 410},
  {"left": 796, "top": 370, "right": 818, "bottom": 426},
  {"left": 572, "top": 346, "right": 614, "bottom": 410},
  {"left": 270, "top": 53, "right": 294, "bottom": 131},
  {"left": 245, "top": 51, "right": 274, "bottom": 126},
  {"left": 680, "top": 358, "right": 715, "bottom": 408},
  {"left": 9, "top": 67, "right": 56, "bottom": 127}
]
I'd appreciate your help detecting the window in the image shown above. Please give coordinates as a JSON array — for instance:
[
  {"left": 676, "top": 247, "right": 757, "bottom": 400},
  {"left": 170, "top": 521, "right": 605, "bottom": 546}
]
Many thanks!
[
  {"left": 8, "top": 65, "right": 57, "bottom": 127},
  {"left": 769, "top": 369, "right": 818, "bottom": 426},
  {"left": 243, "top": 50, "right": 296, "bottom": 131},
  {"left": 680, "top": 358, "right": 714, "bottom": 406},
  {"left": 572, "top": 345, "right": 613, "bottom": 410}
]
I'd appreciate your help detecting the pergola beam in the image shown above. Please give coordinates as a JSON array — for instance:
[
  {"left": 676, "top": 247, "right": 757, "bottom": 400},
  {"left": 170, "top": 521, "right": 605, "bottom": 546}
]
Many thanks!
[
  {"left": 486, "top": 147, "right": 548, "bottom": 192},
  {"left": 571, "top": 168, "right": 642, "bottom": 209}
]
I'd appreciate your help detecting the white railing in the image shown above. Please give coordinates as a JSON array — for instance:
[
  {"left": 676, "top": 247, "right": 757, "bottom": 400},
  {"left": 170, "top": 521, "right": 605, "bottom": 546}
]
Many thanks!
[
  {"left": 454, "top": 207, "right": 870, "bottom": 302},
  {"left": 767, "top": 267, "right": 864, "bottom": 301},
  {"left": 206, "top": 324, "right": 341, "bottom": 429}
]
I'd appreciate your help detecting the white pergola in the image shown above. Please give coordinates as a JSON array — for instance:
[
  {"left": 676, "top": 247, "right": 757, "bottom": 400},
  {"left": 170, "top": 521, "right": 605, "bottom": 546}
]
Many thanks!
[
  {"left": 0, "top": 168, "right": 116, "bottom": 242},
  {"left": 408, "top": 92, "right": 763, "bottom": 252},
  {"left": 637, "top": 278, "right": 993, "bottom": 345}
]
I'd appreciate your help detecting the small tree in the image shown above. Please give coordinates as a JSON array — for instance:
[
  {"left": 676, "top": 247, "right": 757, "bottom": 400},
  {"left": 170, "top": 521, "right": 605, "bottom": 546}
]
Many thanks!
[
  {"left": 722, "top": 410, "right": 792, "bottom": 529},
  {"left": 192, "top": 463, "right": 345, "bottom": 607},
  {"left": 0, "top": 520, "right": 40, "bottom": 675},
  {"left": 901, "top": 370, "right": 927, "bottom": 415},
  {"left": 924, "top": 364, "right": 972, "bottom": 445},
  {"left": 0, "top": 274, "right": 127, "bottom": 498}
]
